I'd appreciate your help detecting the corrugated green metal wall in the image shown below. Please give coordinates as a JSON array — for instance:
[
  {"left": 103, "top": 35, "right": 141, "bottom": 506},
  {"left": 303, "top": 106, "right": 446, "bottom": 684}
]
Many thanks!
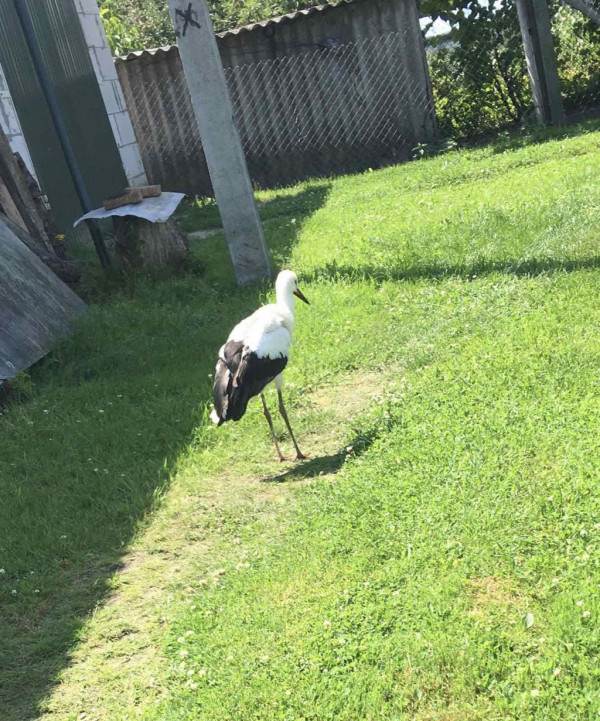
[{"left": 0, "top": 0, "right": 126, "bottom": 230}]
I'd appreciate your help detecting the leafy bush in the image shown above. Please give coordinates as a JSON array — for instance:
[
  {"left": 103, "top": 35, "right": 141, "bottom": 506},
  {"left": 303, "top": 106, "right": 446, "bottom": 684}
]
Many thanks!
[
  {"left": 552, "top": 4, "right": 600, "bottom": 111},
  {"left": 426, "top": 0, "right": 533, "bottom": 140}
]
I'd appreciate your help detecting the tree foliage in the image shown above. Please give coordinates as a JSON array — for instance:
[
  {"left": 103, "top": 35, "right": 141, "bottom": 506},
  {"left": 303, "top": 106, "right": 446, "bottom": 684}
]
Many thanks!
[
  {"left": 427, "top": 0, "right": 600, "bottom": 138},
  {"left": 98, "top": 0, "right": 316, "bottom": 55},
  {"left": 427, "top": 0, "right": 532, "bottom": 139}
]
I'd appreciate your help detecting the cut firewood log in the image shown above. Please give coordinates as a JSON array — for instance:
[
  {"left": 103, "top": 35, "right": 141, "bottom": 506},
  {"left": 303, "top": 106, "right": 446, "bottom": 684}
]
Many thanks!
[
  {"left": 0, "top": 175, "right": 26, "bottom": 230},
  {"left": 0, "top": 123, "right": 79, "bottom": 283},
  {"left": 0, "top": 124, "right": 50, "bottom": 247},
  {"left": 13, "top": 152, "right": 65, "bottom": 258}
]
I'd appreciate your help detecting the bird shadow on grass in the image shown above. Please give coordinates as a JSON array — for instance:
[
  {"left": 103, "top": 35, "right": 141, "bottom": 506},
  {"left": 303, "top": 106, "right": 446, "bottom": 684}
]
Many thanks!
[
  {"left": 0, "top": 183, "right": 331, "bottom": 721},
  {"left": 262, "top": 422, "right": 382, "bottom": 485}
]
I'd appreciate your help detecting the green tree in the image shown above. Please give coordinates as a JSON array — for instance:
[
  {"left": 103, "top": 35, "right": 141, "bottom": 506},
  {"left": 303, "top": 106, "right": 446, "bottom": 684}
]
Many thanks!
[
  {"left": 98, "top": 0, "right": 316, "bottom": 55},
  {"left": 426, "top": 0, "right": 532, "bottom": 139}
]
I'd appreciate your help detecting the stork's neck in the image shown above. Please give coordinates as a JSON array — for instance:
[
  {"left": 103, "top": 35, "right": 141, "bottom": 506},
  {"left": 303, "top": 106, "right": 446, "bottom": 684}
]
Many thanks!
[{"left": 276, "top": 287, "right": 296, "bottom": 316}]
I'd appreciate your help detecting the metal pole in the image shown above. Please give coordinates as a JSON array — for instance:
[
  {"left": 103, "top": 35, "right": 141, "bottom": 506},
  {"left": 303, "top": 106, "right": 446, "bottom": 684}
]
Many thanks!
[{"left": 12, "top": 0, "right": 111, "bottom": 269}]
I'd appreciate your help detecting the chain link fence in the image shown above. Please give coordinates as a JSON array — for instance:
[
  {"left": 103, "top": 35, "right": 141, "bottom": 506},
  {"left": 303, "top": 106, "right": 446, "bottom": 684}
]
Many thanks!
[
  {"left": 118, "top": 0, "right": 600, "bottom": 197},
  {"left": 121, "top": 28, "right": 436, "bottom": 193},
  {"left": 552, "top": 1, "right": 600, "bottom": 119},
  {"left": 126, "top": 70, "right": 211, "bottom": 197},
  {"left": 223, "top": 31, "right": 435, "bottom": 187},
  {"left": 426, "top": 6, "right": 534, "bottom": 140}
]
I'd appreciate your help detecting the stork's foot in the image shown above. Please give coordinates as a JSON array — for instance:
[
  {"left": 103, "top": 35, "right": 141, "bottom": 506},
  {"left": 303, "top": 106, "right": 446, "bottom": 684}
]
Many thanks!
[{"left": 276, "top": 451, "right": 310, "bottom": 462}]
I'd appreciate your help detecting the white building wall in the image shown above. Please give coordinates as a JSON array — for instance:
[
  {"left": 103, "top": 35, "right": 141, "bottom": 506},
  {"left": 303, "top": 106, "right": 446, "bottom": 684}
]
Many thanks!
[
  {"left": 74, "top": 0, "right": 147, "bottom": 187},
  {"left": 0, "top": 62, "right": 37, "bottom": 181}
]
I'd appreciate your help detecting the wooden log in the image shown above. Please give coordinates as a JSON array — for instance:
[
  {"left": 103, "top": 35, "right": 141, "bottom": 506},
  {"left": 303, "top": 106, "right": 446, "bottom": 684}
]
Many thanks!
[
  {"left": 12, "top": 152, "right": 65, "bottom": 258},
  {"left": 0, "top": 176, "right": 26, "bottom": 230},
  {"left": 113, "top": 215, "right": 188, "bottom": 272},
  {"left": 0, "top": 123, "right": 51, "bottom": 247}
]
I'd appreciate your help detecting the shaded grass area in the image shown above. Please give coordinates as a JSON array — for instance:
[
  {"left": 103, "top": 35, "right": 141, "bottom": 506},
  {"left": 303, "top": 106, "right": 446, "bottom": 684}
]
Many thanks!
[
  {"left": 2, "top": 120, "right": 600, "bottom": 719},
  {"left": 0, "top": 187, "right": 331, "bottom": 720}
]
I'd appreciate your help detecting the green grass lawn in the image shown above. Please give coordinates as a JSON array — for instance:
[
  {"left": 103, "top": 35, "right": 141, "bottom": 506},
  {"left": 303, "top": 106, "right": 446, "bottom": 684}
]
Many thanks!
[{"left": 3, "top": 122, "right": 600, "bottom": 720}]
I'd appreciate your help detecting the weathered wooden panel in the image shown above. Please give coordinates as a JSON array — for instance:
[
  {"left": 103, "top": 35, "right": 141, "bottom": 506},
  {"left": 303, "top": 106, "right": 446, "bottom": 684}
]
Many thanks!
[{"left": 0, "top": 218, "right": 86, "bottom": 382}]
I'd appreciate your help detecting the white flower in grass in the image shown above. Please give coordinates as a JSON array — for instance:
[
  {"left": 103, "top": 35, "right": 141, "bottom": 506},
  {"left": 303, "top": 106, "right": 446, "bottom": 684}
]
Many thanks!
[
  {"left": 323, "top": 620, "right": 332, "bottom": 629},
  {"left": 553, "top": 668, "right": 562, "bottom": 677},
  {"left": 34, "top": 589, "right": 39, "bottom": 593},
  {"left": 189, "top": 682, "right": 198, "bottom": 690},
  {"left": 583, "top": 611, "right": 591, "bottom": 618},
  {"left": 11, "top": 589, "right": 17, "bottom": 595},
  {"left": 530, "top": 689, "right": 540, "bottom": 697},
  {"left": 180, "top": 650, "right": 188, "bottom": 657},
  {"left": 198, "top": 668, "right": 207, "bottom": 677},
  {"left": 178, "top": 636, "right": 185, "bottom": 643},
  {"left": 576, "top": 600, "right": 584, "bottom": 607},
  {"left": 185, "top": 630, "right": 194, "bottom": 637},
  {"left": 0, "top": 569, "right": 5, "bottom": 574}
]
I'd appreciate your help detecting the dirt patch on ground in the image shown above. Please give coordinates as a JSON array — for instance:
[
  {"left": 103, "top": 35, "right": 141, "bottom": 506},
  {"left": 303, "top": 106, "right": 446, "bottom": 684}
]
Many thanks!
[{"left": 468, "top": 576, "right": 522, "bottom": 618}]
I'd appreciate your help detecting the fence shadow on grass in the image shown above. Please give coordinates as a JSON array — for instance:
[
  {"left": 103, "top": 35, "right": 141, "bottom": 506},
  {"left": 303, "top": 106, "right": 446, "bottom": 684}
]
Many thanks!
[
  {"left": 303, "top": 254, "right": 600, "bottom": 287},
  {"left": 0, "top": 183, "right": 331, "bottom": 721}
]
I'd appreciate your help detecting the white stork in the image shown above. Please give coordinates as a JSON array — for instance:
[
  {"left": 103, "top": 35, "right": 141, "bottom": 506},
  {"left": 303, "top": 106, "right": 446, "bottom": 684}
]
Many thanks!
[{"left": 210, "top": 270, "right": 310, "bottom": 461}]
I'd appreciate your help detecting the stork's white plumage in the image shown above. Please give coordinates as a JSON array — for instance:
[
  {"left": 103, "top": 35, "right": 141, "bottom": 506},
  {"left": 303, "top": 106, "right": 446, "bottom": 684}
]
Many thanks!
[{"left": 211, "top": 270, "right": 309, "bottom": 461}]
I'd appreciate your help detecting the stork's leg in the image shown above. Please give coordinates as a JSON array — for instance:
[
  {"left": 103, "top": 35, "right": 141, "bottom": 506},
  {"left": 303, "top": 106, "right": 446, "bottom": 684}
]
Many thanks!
[
  {"left": 261, "top": 393, "right": 287, "bottom": 462},
  {"left": 277, "top": 389, "right": 308, "bottom": 461}
]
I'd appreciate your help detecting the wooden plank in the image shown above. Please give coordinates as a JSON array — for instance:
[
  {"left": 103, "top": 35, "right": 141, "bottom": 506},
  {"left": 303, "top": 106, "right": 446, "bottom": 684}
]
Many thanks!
[{"left": 0, "top": 217, "right": 86, "bottom": 382}]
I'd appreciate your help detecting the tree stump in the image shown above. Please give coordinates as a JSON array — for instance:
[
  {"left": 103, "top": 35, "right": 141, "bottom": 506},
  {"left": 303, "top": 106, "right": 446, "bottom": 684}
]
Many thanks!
[{"left": 113, "top": 216, "right": 189, "bottom": 272}]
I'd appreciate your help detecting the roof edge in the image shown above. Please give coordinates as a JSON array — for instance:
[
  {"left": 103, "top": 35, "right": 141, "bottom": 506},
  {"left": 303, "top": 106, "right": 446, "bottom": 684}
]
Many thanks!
[{"left": 115, "top": 0, "right": 362, "bottom": 62}]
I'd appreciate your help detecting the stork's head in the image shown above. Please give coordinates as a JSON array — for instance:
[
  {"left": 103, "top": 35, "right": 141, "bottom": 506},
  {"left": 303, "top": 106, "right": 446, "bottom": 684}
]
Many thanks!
[{"left": 276, "top": 270, "right": 309, "bottom": 305}]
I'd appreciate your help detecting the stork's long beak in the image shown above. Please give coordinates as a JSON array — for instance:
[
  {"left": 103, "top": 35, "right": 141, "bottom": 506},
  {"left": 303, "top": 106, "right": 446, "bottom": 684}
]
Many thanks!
[{"left": 293, "top": 288, "right": 310, "bottom": 305}]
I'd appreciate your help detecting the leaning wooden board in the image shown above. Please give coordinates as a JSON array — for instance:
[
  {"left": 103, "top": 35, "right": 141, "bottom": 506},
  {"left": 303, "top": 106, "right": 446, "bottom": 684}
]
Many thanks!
[{"left": 0, "top": 217, "right": 86, "bottom": 382}]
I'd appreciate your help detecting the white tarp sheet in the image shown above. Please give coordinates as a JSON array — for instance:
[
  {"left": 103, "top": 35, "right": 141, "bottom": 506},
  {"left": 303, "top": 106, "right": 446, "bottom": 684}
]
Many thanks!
[{"left": 73, "top": 192, "right": 186, "bottom": 227}]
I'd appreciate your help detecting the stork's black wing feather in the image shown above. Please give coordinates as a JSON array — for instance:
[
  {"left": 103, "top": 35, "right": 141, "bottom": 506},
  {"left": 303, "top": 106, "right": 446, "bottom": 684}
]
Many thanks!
[{"left": 213, "top": 340, "right": 287, "bottom": 423}]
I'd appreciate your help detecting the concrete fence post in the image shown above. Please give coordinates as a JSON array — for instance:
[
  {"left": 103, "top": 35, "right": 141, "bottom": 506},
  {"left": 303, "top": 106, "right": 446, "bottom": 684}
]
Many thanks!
[
  {"left": 516, "top": 0, "right": 565, "bottom": 125},
  {"left": 166, "top": 0, "right": 271, "bottom": 286}
]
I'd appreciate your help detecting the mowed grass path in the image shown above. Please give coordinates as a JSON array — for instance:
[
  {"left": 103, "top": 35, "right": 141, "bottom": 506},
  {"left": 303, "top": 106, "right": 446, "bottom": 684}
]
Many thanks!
[{"left": 2, "top": 123, "right": 600, "bottom": 719}]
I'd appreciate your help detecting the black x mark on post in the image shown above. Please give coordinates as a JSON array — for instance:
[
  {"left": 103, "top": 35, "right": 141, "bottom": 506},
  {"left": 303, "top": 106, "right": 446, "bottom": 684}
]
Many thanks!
[{"left": 176, "top": 2, "right": 201, "bottom": 37}]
